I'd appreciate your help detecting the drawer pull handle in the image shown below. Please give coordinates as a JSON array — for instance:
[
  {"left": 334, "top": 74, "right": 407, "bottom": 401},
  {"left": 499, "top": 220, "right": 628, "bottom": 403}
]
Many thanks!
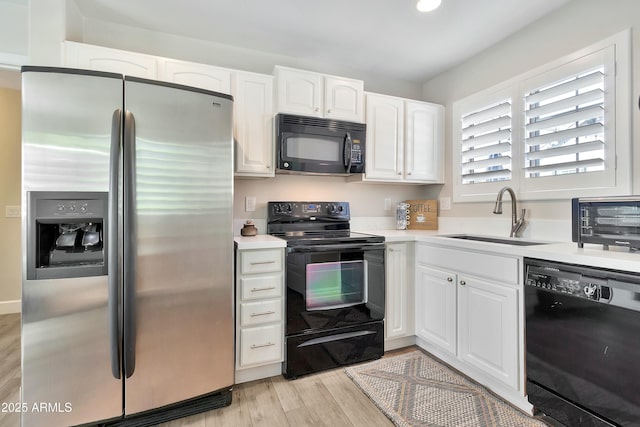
[
  {"left": 250, "top": 342, "right": 275, "bottom": 349},
  {"left": 251, "top": 286, "right": 276, "bottom": 292},
  {"left": 250, "top": 260, "right": 276, "bottom": 265},
  {"left": 447, "top": 277, "right": 453, "bottom": 282},
  {"left": 250, "top": 311, "right": 276, "bottom": 317}
]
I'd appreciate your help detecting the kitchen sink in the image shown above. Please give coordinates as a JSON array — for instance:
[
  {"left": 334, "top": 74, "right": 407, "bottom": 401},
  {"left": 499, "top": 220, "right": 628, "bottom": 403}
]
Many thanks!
[{"left": 442, "top": 234, "right": 548, "bottom": 246}]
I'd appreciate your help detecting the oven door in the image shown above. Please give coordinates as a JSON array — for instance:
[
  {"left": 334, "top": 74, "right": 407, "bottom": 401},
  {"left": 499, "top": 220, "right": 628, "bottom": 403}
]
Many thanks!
[
  {"left": 525, "top": 284, "right": 640, "bottom": 426},
  {"left": 285, "top": 242, "right": 384, "bottom": 335}
]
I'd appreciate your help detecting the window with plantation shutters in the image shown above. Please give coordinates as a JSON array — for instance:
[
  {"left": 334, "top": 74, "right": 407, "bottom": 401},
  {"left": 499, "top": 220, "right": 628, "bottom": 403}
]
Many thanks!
[
  {"left": 460, "top": 99, "right": 512, "bottom": 184},
  {"left": 524, "top": 66, "right": 605, "bottom": 179},
  {"left": 452, "top": 30, "right": 630, "bottom": 203}
]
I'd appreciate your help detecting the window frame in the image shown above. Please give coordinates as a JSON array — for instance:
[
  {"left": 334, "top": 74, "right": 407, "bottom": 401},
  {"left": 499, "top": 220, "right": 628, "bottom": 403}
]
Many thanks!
[{"left": 452, "top": 30, "right": 631, "bottom": 203}]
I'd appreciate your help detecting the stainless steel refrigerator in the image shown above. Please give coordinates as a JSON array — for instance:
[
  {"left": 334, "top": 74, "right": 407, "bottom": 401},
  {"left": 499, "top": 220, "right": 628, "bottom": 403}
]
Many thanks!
[{"left": 20, "top": 66, "right": 234, "bottom": 426}]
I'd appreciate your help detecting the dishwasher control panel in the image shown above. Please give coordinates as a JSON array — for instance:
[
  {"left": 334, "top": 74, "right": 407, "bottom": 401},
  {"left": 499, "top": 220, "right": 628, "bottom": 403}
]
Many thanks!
[{"left": 525, "top": 264, "right": 611, "bottom": 301}]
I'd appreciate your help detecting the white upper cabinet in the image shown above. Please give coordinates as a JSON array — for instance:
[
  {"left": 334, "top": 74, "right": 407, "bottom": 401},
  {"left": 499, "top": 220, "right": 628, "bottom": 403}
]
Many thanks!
[
  {"left": 405, "top": 101, "right": 444, "bottom": 183},
  {"left": 64, "top": 41, "right": 158, "bottom": 79},
  {"left": 274, "top": 66, "right": 364, "bottom": 122},
  {"left": 232, "top": 71, "right": 274, "bottom": 177},
  {"left": 274, "top": 66, "right": 322, "bottom": 117},
  {"left": 324, "top": 76, "right": 364, "bottom": 122},
  {"left": 364, "top": 93, "right": 405, "bottom": 181},
  {"left": 159, "top": 59, "right": 232, "bottom": 94},
  {"left": 356, "top": 92, "right": 444, "bottom": 184}
]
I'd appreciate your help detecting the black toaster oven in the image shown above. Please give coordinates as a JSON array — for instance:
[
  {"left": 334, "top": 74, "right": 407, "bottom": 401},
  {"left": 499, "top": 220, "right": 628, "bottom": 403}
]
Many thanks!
[{"left": 572, "top": 196, "right": 640, "bottom": 250}]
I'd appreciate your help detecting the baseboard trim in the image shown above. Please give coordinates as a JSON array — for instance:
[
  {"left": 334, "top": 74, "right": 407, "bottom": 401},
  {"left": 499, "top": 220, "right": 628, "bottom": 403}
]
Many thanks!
[{"left": 0, "top": 300, "right": 21, "bottom": 314}]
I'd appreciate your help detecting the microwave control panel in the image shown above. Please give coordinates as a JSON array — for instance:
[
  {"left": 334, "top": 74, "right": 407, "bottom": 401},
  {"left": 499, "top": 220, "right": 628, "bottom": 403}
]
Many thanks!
[{"left": 351, "top": 142, "right": 363, "bottom": 164}]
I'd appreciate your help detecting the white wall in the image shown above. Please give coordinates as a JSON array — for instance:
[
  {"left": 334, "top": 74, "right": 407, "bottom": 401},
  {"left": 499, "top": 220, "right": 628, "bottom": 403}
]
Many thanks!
[{"left": 423, "top": 0, "right": 640, "bottom": 221}]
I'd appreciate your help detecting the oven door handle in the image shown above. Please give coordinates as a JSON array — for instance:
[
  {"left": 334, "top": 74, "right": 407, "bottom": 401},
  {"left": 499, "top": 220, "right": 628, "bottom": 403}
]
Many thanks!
[{"left": 288, "top": 242, "right": 384, "bottom": 253}]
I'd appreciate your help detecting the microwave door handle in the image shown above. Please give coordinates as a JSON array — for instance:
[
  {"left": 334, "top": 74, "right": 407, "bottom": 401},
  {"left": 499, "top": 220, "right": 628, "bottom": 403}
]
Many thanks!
[{"left": 343, "top": 132, "right": 353, "bottom": 172}]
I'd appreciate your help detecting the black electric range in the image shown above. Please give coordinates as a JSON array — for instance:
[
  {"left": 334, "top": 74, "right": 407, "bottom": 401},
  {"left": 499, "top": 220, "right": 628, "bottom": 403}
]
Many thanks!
[{"left": 267, "top": 201, "right": 386, "bottom": 379}]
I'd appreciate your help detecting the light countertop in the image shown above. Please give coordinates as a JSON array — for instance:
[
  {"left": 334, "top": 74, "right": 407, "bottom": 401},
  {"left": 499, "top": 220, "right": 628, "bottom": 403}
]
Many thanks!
[
  {"left": 235, "top": 230, "right": 640, "bottom": 273},
  {"left": 234, "top": 234, "right": 286, "bottom": 250}
]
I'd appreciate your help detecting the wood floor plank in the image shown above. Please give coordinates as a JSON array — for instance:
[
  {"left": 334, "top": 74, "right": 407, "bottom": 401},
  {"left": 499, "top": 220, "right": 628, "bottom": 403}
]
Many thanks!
[
  {"left": 271, "top": 374, "right": 304, "bottom": 412},
  {"left": 0, "top": 314, "right": 20, "bottom": 427},
  {"left": 242, "top": 379, "right": 289, "bottom": 427},
  {"left": 204, "top": 386, "right": 253, "bottom": 427},
  {"left": 291, "top": 373, "right": 355, "bottom": 427},
  {"left": 320, "top": 369, "right": 394, "bottom": 427}
]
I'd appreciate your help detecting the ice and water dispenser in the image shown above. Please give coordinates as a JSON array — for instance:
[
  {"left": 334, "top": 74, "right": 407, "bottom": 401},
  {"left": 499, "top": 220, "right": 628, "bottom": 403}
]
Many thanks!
[{"left": 27, "top": 192, "right": 108, "bottom": 280}]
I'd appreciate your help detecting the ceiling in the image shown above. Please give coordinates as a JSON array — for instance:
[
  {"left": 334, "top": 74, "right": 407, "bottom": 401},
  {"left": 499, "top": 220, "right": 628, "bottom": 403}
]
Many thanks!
[{"left": 73, "top": 0, "right": 571, "bottom": 83}]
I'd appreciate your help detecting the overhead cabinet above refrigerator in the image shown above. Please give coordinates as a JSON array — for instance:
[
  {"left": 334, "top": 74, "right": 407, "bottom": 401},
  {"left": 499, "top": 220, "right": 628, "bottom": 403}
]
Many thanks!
[{"left": 21, "top": 67, "right": 235, "bottom": 426}]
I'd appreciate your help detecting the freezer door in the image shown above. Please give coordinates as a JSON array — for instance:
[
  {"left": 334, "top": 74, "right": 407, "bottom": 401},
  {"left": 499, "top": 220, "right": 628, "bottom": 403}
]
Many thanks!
[
  {"left": 123, "top": 78, "right": 234, "bottom": 415},
  {"left": 21, "top": 68, "right": 124, "bottom": 426}
]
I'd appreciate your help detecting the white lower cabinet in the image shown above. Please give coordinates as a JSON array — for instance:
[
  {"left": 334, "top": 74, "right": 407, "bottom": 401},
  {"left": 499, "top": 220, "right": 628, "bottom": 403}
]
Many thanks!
[
  {"left": 415, "top": 243, "right": 526, "bottom": 410},
  {"left": 458, "top": 274, "right": 518, "bottom": 389},
  {"left": 385, "top": 242, "right": 415, "bottom": 349},
  {"left": 235, "top": 248, "right": 285, "bottom": 382},
  {"left": 415, "top": 265, "right": 456, "bottom": 356}
]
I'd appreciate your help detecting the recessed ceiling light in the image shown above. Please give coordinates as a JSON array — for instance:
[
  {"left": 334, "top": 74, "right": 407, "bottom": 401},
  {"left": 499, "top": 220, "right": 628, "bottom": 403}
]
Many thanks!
[{"left": 417, "top": 0, "right": 442, "bottom": 12}]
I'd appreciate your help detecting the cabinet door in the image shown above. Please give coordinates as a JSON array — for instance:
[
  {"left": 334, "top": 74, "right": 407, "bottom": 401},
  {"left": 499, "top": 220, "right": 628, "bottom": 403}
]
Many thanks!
[
  {"left": 64, "top": 41, "right": 157, "bottom": 79},
  {"left": 405, "top": 101, "right": 444, "bottom": 183},
  {"left": 324, "top": 76, "right": 364, "bottom": 122},
  {"left": 458, "top": 276, "right": 518, "bottom": 389},
  {"left": 275, "top": 67, "right": 323, "bottom": 117},
  {"left": 364, "top": 93, "right": 404, "bottom": 180},
  {"left": 415, "top": 265, "right": 456, "bottom": 355},
  {"left": 232, "top": 72, "right": 274, "bottom": 177},
  {"left": 385, "top": 243, "right": 412, "bottom": 339},
  {"left": 159, "top": 59, "right": 231, "bottom": 94}
]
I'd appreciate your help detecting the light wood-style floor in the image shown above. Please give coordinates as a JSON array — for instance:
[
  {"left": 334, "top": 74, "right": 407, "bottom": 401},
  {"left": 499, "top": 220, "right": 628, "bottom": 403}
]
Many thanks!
[
  {"left": 0, "top": 313, "right": 401, "bottom": 427},
  {"left": 0, "top": 314, "right": 21, "bottom": 427}
]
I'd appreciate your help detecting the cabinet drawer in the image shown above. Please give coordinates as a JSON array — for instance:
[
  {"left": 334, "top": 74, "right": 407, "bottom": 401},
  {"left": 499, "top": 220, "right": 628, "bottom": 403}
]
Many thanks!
[
  {"left": 417, "top": 244, "right": 519, "bottom": 284},
  {"left": 240, "top": 249, "right": 283, "bottom": 274},
  {"left": 240, "top": 274, "right": 282, "bottom": 301},
  {"left": 240, "top": 324, "right": 283, "bottom": 367},
  {"left": 240, "top": 299, "right": 282, "bottom": 327}
]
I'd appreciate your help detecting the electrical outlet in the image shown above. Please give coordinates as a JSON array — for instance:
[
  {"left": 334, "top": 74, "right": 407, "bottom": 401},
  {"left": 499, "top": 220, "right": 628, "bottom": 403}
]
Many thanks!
[
  {"left": 245, "top": 196, "right": 256, "bottom": 212},
  {"left": 439, "top": 197, "right": 451, "bottom": 211},
  {"left": 384, "top": 198, "right": 392, "bottom": 211},
  {"left": 5, "top": 205, "right": 21, "bottom": 218}
]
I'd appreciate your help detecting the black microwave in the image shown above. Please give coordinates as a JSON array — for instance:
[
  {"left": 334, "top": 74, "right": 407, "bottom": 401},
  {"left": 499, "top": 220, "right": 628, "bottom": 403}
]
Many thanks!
[{"left": 275, "top": 113, "right": 366, "bottom": 175}]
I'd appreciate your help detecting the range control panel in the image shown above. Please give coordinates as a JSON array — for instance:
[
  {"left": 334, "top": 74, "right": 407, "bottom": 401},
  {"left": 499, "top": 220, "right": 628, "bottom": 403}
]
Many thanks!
[
  {"left": 525, "top": 266, "right": 611, "bottom": 302},
  {"left": 268, "top": 201, "right": 350, "bottom": 220}
]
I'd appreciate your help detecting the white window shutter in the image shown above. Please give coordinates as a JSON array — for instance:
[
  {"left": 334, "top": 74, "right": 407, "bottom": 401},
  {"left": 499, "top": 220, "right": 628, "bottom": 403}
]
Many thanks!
[
  {"left": 460, "top": 100, "right": 512, "bottom": 184},
  {"left": 524, "top": 68, "right": 605, "bottom": 178}
]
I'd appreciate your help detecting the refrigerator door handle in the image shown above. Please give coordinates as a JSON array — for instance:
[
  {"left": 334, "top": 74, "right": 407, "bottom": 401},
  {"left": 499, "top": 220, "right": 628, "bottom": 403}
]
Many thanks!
[
  {"left": 108, "top": 108, "right": 122, "bottom": 380},
  {"left": 123, "top": 110, "right": 137, "bottom": 379}
]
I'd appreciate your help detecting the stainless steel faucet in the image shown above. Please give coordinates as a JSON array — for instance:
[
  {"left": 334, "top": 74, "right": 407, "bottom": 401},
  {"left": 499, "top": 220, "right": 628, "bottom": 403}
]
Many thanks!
[{"left": 493, "top": 186, "right": 526, "bottom": 237}]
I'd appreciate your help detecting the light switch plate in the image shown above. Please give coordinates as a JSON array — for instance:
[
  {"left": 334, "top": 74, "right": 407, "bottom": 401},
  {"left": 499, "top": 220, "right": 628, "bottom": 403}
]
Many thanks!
[
  {"left": 439, "top": 197, "right": 451, "bottom": 211},
  {"left": 245, "top": 196, "right": 256, "bottom": 212},
  {"left": 5, "top": 205, "right": 21, "bottom": 218}
]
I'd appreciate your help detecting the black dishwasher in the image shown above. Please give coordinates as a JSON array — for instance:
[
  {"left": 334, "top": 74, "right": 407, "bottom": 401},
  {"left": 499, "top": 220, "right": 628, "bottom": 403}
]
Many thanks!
[{"left": 524, "top": 258, "right": 640, "bottom": 426}]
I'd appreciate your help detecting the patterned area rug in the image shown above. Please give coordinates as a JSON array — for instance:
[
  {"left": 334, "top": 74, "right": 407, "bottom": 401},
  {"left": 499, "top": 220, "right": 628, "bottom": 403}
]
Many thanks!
[{"left": 345, "top": 350, "right": 547, "bottom": 427}]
